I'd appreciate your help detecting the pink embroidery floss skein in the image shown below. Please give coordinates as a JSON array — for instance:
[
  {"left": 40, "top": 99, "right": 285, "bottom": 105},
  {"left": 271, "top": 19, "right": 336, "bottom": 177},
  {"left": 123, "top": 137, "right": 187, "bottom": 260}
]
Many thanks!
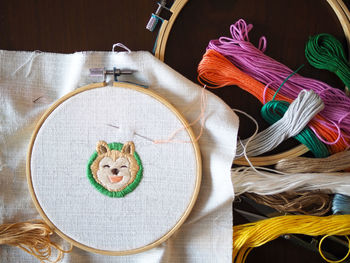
[{"left": 208, "top": 19, "right": 350, "bottom": 152}]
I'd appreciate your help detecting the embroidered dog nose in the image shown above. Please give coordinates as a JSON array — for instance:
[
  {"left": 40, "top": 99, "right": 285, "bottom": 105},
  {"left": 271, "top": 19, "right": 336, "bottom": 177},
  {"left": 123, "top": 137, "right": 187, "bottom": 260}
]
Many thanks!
[{"left": 111, "top": 168, "right": 119, "bottom": 175}]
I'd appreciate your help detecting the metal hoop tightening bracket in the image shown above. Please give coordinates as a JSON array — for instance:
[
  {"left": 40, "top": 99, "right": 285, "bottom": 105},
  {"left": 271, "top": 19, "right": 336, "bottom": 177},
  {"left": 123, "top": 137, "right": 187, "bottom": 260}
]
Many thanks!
[
  {"left": 89, "top": 68, "right": 133, "bottom": 82},
  {"left": 146, "top": 0, "right": 171, "bottom": 32}
]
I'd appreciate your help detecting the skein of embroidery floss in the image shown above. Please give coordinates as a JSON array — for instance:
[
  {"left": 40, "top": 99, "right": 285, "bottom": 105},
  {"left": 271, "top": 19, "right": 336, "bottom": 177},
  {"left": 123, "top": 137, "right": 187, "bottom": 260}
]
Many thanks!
[
  {"left": 275, "top": 150, "right": 350, "bottom": 173},
  {"left": 232, "top": 215, "right": 350, "bottom": 263},
  {"left": 0, "top": 220, "right": 72, "bottom": 262},
  {"left": 197, "top": 48, "right": 347, "bottom": 152},
  {"left": 231, "top": 166, "right": 350, "bottom": 196},
  {"left": 260, "top": 99, "right": 329, "bottom": 158},
  {"left": 235, "top": 90, "right": 324, "bottom": 157},
  {"left": 305, "top": 33, "right": 350, "bottom": 94},
  {"left": 332, "top": 194, "right": 350, "bottom": 214},
  {"left": 233, "top": 65, "right": 329, "bottom": 158},
  {"left": 205, "top": 19, "right": 350, "bottom": 151},
  {"left": 244, "top": 191, "right": 331, "bottom": 216}
]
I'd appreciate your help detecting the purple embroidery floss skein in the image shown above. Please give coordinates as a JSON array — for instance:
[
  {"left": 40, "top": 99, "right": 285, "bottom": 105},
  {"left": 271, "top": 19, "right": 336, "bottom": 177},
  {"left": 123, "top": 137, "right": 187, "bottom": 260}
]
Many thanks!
[{"left": 208, "top": 19, "right": 350, "bottom": 152}]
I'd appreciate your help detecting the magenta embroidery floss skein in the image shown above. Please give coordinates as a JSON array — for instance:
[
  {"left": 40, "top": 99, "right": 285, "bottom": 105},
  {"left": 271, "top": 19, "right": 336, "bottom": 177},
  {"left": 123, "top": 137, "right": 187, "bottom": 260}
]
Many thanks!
[{"left": 208, "top": 19, "right": 350, "bottom": 152}]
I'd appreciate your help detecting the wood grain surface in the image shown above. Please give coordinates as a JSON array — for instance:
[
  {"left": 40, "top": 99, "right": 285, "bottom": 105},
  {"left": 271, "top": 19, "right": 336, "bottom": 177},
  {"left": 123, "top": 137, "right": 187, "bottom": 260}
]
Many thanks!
[{"left": 0, "top": 0, "right": 347, "bottom": 262}]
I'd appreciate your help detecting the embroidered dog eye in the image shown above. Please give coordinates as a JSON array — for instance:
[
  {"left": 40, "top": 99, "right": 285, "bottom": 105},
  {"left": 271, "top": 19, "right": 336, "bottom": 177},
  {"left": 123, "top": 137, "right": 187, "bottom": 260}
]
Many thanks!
[
  {"left": 120, "top": 165, "right": 128, "bottom": 168},
  {"left": 103, "top": 164, "right": 110, "bottom": 168}
]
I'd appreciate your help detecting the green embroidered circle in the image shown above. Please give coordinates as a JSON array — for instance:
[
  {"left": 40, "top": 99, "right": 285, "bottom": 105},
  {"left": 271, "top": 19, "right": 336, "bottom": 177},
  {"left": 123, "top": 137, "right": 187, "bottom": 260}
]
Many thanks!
[{"left": 87, "top": 142, "right": 143, "bottom": 198}]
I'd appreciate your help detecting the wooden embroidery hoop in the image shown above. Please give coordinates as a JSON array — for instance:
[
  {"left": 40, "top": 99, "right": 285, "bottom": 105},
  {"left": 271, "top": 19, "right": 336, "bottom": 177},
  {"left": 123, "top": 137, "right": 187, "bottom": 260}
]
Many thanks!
[
  {"left": 152, "top": 0, "right": 350, "bottom": 166},
  {"left": 26, "top": 81, "right": 202, "bottom": 256},
  {"left": 153, "top": 0, "right": 189, "bottom": 61}
]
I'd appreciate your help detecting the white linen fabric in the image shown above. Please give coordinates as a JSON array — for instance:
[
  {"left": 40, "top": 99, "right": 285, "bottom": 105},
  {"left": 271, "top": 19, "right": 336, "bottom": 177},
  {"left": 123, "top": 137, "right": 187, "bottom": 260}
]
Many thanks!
[{"left": 0, "top": 50, "right": 239, "bottom": 262}]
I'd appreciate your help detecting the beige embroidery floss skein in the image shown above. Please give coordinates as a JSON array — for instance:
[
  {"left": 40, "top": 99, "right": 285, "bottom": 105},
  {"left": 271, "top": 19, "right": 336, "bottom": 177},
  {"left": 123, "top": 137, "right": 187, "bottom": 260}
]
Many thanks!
[
  {"left": 275, "top": 150, "right": 350, "bottom": 173},
  {"left": 231, "top": 166, "right": 350, "bottom": 196},
  {"left": 0, "top": 220, "right": 72, "bottom": 262}
]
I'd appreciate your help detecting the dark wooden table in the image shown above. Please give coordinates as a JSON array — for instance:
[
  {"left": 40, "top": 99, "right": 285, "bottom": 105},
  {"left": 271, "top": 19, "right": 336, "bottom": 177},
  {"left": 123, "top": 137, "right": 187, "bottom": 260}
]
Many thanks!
[{"left": 0, "top": 0, "right": 346, "bottom": 262}]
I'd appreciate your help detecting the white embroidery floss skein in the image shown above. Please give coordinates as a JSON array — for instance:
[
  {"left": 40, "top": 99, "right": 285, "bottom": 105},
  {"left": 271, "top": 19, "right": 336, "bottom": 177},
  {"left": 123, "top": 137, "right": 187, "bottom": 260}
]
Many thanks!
[
  {"left": 235, "top": 89, "right": 324, "bottom": 158},
  {"left": 231, "top": 166, "right": 350, "bottom": 196}
]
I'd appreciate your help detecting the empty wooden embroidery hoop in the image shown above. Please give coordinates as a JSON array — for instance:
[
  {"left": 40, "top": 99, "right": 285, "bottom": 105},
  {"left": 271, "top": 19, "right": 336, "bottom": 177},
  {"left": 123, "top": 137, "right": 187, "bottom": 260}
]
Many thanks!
[
  {"left": 26, "top": 81, "right": 202, "bottom": 256},
  {"left": 153, "top": 0, "right": 188, "bottom": 61},
  {"left": 153, "top": 0, "right": 350, "bottom": 166}
]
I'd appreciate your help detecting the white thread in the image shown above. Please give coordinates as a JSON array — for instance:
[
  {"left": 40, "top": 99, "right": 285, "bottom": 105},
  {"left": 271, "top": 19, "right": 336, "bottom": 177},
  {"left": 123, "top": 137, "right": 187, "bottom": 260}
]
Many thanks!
[
  {"left": 112, "top": 43, "right": 132, "bottom": 53},
  {"left": 106, "top": 124, "right": 154, "bottom": 142},
  {"left": 12, "top": 50, "right": 42, "bottom": 77},
  {"left": 231, "top": 166, "right": 350, "bottom": 196},
  {"left": 233, "top": 107, "right": 294, "bottom": 176},
  {"left": 235, "top": 90, "right": 324, "bottom": 158},
  {"left": 232, "top": 108, "right": 261, "bottom": 173}
]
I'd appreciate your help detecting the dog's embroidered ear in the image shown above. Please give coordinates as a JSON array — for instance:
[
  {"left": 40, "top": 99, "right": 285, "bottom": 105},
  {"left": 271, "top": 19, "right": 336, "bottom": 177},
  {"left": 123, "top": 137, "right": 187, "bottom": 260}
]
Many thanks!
[
  {"left": 121, "top": 141, "right": 135, "bottom": 155},
  {"left": 96, "top": 141, "right": 110, "bottom": 155}
]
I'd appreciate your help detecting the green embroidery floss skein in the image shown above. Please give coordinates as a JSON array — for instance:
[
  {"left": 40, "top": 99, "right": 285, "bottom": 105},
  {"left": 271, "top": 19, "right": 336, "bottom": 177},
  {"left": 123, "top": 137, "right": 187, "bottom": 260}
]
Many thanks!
[{"left": 305, "top": 33, "right": 350, "bottom": 95}]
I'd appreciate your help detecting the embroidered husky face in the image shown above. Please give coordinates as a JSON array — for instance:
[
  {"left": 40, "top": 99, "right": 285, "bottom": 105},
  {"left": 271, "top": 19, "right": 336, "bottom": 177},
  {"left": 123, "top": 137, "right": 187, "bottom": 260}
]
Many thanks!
[{"left": 90, "top": 141, "right": 140, "bottom": 192}]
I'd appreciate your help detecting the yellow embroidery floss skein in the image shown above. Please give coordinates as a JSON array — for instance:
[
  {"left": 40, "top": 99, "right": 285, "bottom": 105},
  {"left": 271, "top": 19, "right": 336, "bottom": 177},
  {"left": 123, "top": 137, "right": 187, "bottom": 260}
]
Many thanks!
[{"left": 232, "top": 215, "right": 350, "bottom": 263}]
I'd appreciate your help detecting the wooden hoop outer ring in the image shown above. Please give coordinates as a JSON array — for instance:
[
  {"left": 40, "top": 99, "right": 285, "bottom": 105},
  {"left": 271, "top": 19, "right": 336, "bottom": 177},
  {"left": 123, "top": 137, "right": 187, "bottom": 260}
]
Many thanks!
[
  {"left": 153, "top": 0, "right": 350, "bottom": 166},
  {"left": 154, "top": 0, "right": 350, "bottom": 60},
  {"left": 26, "top": 81, "right": 202, "bottom": 256}
]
